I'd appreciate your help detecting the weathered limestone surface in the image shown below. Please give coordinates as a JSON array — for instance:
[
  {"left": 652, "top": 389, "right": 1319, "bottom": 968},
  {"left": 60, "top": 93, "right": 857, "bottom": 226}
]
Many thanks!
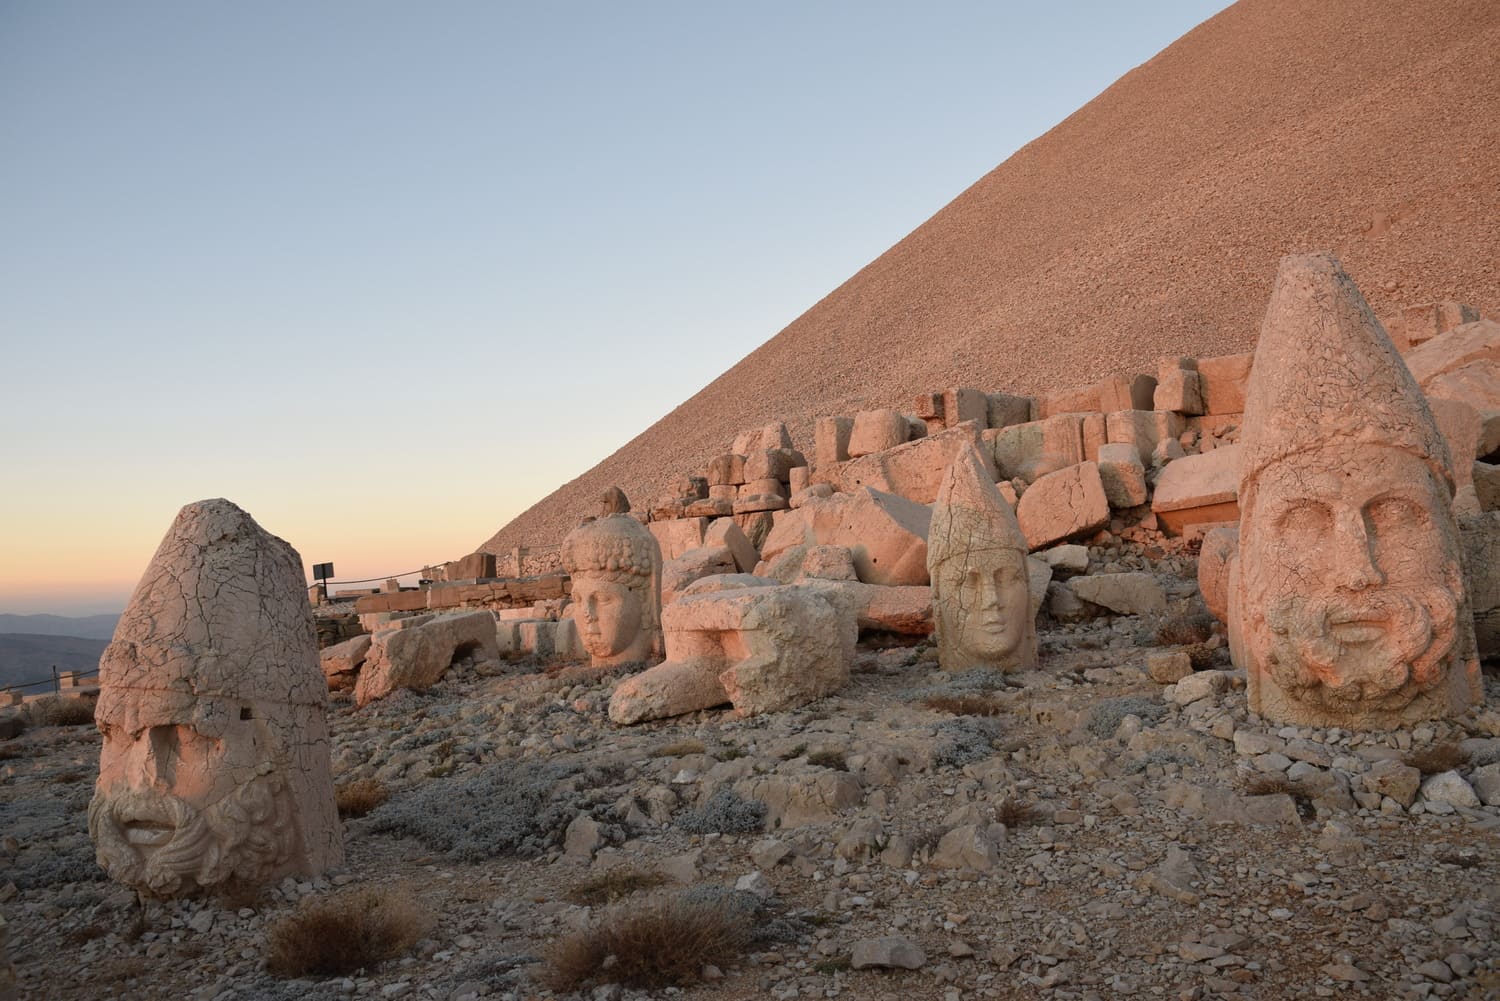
[
  {"left": 1106, "top": 410, "right": 1187, "bottom": 465},
  {"left": 319, "top": 634, "right": 371, "bottom": 691},
  {"left": 563, "top": 513, "right": 664, "bottom": 668},
  {"left": 1016, "top": 461, "right": 1110, "bottom": 550},
  {"left": 1197, "top": 352, "right": 1254, "bottom": 415},
  {"left": 609, "top": 582, "right": 856, "bottom": 723},
  {"left": 704, "top": 518, "right": 760, "bottom": 574},
  {"left": 986, "top": 414, "right": 1086, "bottom": 482},
  {"left": 1459, "top": 511, "right": 1500, "bottom": 658},
  {"left": 1070, "top": 572, "right": 1167, "bottom": 615},
  {"left": 762, "top": 486, "right": 932, "bottom": 587},
  {"left": 1151, "top": 444, "right": 1242, "bottom": 535},
  {"left": 927, "top": 443, "right": 1037, "bottom": 671},
  {"left": 1096, "top": 442, "right": 1149, "bottom": 508},
  {"left": 89, "top": 499, "right": 341, "bottom": 897},
  {"left": 355, "top": 610, "right": 499, "bottom": 706},
  {"left": 661, "top": 546, "right": 738, "bottom": 606},
  {"left": 848, "top": 409, "right": 910, "bottom": 457},
  {"left": 1237, "top": 252, "right": 1481, "bottom": 729},
  {"left": 1197, "top": 525, "right": 1240, "bottom": 624},
  {"left": 648, "top": 517, "right": 708, "bottom": 561},
  {"left": 836, "top": 422, "right": 992, "bottom": 505}
]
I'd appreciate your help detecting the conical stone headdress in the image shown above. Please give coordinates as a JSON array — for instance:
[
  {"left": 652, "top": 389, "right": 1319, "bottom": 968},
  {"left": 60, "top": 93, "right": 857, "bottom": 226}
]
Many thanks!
[
  {"left": 1240, "top": 252, "right": 1454, "bottom": 495},
  {"left": 98, "top": 498, "right": 325, "bottom": 709},
  {"left": 928, "top": 442, "right": 1027, "bottom": 569}
]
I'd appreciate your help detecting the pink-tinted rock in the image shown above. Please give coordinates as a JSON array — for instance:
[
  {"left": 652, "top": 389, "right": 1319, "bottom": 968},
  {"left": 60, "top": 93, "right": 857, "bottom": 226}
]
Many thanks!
[
  {"left": 1105, "top": 409, "right": 1188, "bottom": 465},
  {"left": 1197, "top": 352, "right": 1254, "bottom": 415},
  {"left": 942, "top": 387, "right": 990, "bottom": 430},
  {"left": 319, "top": 634, "right": 371, "bottom": 691},
  {"left": 1155, "top": 358, "right": 1205, "bottom": 415},
  {"left": 986, "top": 392, "right": 1035, "bottom": 429},
  {"left": 661, "top": 546, "right": 738, "bottom": 606},
  {"left": 1038, "top": 384, "right": 1100, "bottom": 418},
  {"left": 815, "top": 416, "right": 854, "bottom": 468},
  {"left": 1198, "top": 525, "right": 1240, "bottom": 624},
  {"left": 1152, "top": 444, "right": 1243, "bottom": 535},
  {"left": 848, "top": 409, "right": 910, "bottom": 457},
  {"left": 704, "top": 517, "right": 760, "bottom": 574},
  {"left": 1098, "top": 373, "right": 1158, "bottom": 413},
  {"left": 1015, "top": 461, "right": 1110, "bottom": 550},
  {"left": 648, "top": 516, "right": 709, "bottom": 560},
  {"left": 1096, "top": 442, "right": 1148, "bottom": 508},
  {"left": 1238, "top": 252, "right": 1481, "bottom": 729},
  {"left": 355, "top": 610, "right": 500, "bottom": 706},
  {"left": 768, "top": 486, "right": 932, "bottom": 586},
  {"left": 90, "top": 499, "right": 341, "bottom": 897},
  {"left": 837, "top": 422, "right": 993, "bottom": 505},
  {"left": 986, "top": 415, "right": 1086, "bottom": 482}
]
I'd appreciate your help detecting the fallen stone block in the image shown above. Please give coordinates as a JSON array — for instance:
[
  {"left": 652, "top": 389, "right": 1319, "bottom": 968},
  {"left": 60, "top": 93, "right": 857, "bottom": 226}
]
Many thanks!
[
  {"left": 648, "top": 516, "right": 709, "bottom": 560},
  {"left": 1098, "top": 373, "right": 1157, "bottom": 413},
  {"left": 838, "top": 422, "right": 991, "bottom": 504},
  {"left": 1154, "top": 357, "right": 1205, "bottom": 415},
  {"left": 705, "top": 453, "right": 747, "bottom": 486},
  {"left": 1196, "top": 352, "right": 1253, "bottom": 415},
  {"left": 355, "top": 610, "right": 499, "bottom": 706},
  {"left": 1151, "top": 444, "right": 1242, "bottom": 535},
  {"left": 1038, "top": 384, "right": 1100, "bottom": 418},
  {"left": 942, "top": 387, "right": 989, "bottom": 430},
  {"left": 1016, "top": 461, "right": 1110, "bottom": 550},
  {"left": 848, "top": 408, "right": 910, "bottom": 457},
  {"left": 662, "top": 546, "right": 738, "bottom": 606},
  {"left": 1105, "top": 409, "right": 1187, "bottom": 465},
  {"left": 986, "top": 392, "right": 1035, "bottom": 429},
  {"left": 985, "top": 414, "right": 1087, "bottom": 482},
  {"left": 815, "top": 416, "right": 854, "bottom": 468},
  {"left": 704, "top": 517, "right": 760, "bottom": 574},
  {"left": 319, "top": 635, "right": 371, "bottom": 690},
  {"left": 1070, "top": 572, "right": 1166, "bottom": 615},
  {"left": 1096, "top": 442, "right": 1148, "bottom": 508}
]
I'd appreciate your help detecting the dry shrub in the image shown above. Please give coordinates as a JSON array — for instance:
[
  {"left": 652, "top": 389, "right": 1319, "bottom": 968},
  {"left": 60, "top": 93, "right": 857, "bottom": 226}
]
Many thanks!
[
  {"left": 335, "top": 778, "right": 390, "bottom": 819},
  {"left": 0, "top": 743, "right": 27, "bottom": 761},
  {"left": 654, "top": 739, "right": 706, "bottom": 758},
  {"left": 265, "top": 887, "right": 432, "bottom": 977},
  {"left": 1156, "top": 606, "right": 1215, "bottom": 647},
  {"left": 566, "top": 866, "right": 669, "bottom": 906},
  {"left": 1241, "top": 774, "right": 1298, "bottom": 797},
  {"left": 922, "top": 694, "right": 1005, "bottom": 717},
  {"left": 806, "top": 749, "right": 847, "bottom": 771},
  {"left": 1403, "top": 742, "right": 1470, "bottom": 775},
  {"left": 996, "top": 799, "right": 1040, "bottom": 827},
  {"left": 30, "top": 697, "right": 96, "bottom": 727},
  {"left": 543, "top": 894, "right": 749, "bottom": 990},
  {"left": 1182, "top": 642, "right": 1220, "bottom": 671}
]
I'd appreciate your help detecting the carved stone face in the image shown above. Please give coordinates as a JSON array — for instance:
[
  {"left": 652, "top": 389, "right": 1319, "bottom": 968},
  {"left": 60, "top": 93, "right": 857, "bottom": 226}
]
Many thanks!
[
  {"left": 573, "top": 574, "right": 650, "bottom": 663},
  {"left": 932, "top": 548, "right": 1032, "bottom": 669},
  {"left": 1242, "top": 446, "right": 1464, "bottom": 718},
  {"left": 88, "top": 692, "right": 303, "bottom": 896}
]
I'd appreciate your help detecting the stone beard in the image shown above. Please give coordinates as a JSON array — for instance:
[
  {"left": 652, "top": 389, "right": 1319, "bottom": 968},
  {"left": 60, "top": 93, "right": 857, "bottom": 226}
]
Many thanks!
[
  {"left": 1241, "top": 446, "right": 1466, "bottom": 722},
  {"left": 89, "top": 693, "right": 321, "bottom": 897},
  {"left": 930, "top": 545, "right": 1033, "bottom": 671},
  {"left": 561, "top": 515, "right": 662, "bottom": 667}
]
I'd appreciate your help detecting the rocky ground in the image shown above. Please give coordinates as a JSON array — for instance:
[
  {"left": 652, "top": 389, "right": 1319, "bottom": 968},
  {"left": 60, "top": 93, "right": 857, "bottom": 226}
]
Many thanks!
[{"left": 6, "top": 554, "right": 1500, "bottom": 1001}]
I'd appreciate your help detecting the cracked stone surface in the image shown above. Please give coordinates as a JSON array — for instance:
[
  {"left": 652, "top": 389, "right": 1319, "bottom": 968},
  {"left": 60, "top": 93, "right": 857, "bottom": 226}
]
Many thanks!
[
  {"left": 928, "top": 442, "right": 1037, "bottom": 672},
  {"left": 1237, "top": 253, "right": 1482, "bottom": 729},
  {"left": 88, "top": 498, "right": 341, "bottom": 897}
]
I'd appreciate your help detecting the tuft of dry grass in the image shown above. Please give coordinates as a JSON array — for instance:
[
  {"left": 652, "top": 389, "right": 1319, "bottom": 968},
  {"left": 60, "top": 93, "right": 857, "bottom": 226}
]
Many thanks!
[
  {"left": 336, "top": 778, "right": 390, "bottom": 820},
  {"left": 30, "top": 697, "right": 96, "bottom": 727},
  {"left": 806, "top": 749, "right": 847, "bottom": 771},
  {"left": 0, "top": 743, "right": 27, "bottom": 760},
  {"left": 995, "top": 799, "right": 1040, "bottom": 827},
  {"left": 1403, "top": 742, "right": 1470, "bottom": 775},
  {"left": 265, "top": 887, "right": 432, "bottom": 978},
  {"left": 922, "top": 693, "right": 1005, "bottom": 717},
  {"left": 654, "top": 739, "right": 706, "bottom": 758},
  {"left": 543, "top": 895, "right": 750, "bottom": 990},
  {"left": 1241, "top": 774, "right": 1299, "bottom": 797},
  {"left": 565, "top": 866, "right": 669, "bottom": 906},
  {"left": 1156, "top": 605, "right": 1216, "bottom": 647}
]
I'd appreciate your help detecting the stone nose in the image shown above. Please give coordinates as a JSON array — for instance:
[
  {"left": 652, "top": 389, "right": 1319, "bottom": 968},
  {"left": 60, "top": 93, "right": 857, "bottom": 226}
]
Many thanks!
[{"left": 1330, "top": 508, "right": 1383, "bottom": 593}]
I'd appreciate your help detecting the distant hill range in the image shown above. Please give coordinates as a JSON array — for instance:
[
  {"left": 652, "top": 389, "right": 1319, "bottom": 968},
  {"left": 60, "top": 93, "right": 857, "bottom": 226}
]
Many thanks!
[
  {"left": 0, "top": 634, "right": 109, "bottom": 691},
  {"left": 0, "top": 614, "right": 119, "bottom": 640},
  {"left": 480, "top": 0, "right": 1500, "bottom": 556},
  {"left": 0, "top": 615, "right": 118, "bottom": 691}
]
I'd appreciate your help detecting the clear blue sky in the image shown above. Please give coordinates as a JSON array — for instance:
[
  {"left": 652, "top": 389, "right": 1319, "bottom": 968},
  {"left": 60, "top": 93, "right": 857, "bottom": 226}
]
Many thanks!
[{"left": 0, "top": 1, "right": 1229, "bottom": 615}]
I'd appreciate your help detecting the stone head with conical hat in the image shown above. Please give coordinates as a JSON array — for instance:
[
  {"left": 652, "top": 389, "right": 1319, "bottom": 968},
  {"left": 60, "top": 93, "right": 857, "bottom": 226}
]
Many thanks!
[
  {"left": 89, "top": 499, "right": 341, "bottom": 897},
  {"left": 561, "top": 502, "right": 663, "bottom": 667},
  {"left": 927, "top": 442, "right": 1037, "bottom": 672},
  {"left": 1237, "top": 252, "right": 1481, "bottom": 728}
]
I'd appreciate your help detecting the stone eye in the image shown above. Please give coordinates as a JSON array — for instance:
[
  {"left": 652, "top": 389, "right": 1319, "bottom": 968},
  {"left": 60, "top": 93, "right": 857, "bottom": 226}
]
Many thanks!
[{"left": 1278, "top": 501, "right": 1331, "bottom": 536}]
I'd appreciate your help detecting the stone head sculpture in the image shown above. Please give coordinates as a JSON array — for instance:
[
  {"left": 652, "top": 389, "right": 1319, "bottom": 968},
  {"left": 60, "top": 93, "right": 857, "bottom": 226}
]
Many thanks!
[
  {"left": 89, "top": 499, "right": 341, "bottom": 897},
  {"left": 927, "top": 442, "right": 1037, "bottom": 671},
  {"left": 1238, "top": 252, "right": 1482, "bottom": 728},
  {"left": 561, "top": 511, "right": 663, "bottom": 667}
]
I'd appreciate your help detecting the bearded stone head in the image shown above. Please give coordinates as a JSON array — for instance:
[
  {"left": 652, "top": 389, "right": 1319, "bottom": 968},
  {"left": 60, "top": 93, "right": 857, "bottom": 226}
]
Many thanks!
[
  {"left": 89, "top": 499, "right": 341, "bottom": 896},
  {"left": 1237, "top": 253, "right": 1482, "bottom": 728},
  {"left": 560, "top": 510, "right": 662, "bottom": 667}
]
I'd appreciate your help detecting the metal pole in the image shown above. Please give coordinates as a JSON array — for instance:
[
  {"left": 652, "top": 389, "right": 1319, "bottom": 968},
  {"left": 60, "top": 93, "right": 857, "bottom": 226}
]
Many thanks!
[{"left": 52, "top": 665, "right": 59, "bottom": 694}]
